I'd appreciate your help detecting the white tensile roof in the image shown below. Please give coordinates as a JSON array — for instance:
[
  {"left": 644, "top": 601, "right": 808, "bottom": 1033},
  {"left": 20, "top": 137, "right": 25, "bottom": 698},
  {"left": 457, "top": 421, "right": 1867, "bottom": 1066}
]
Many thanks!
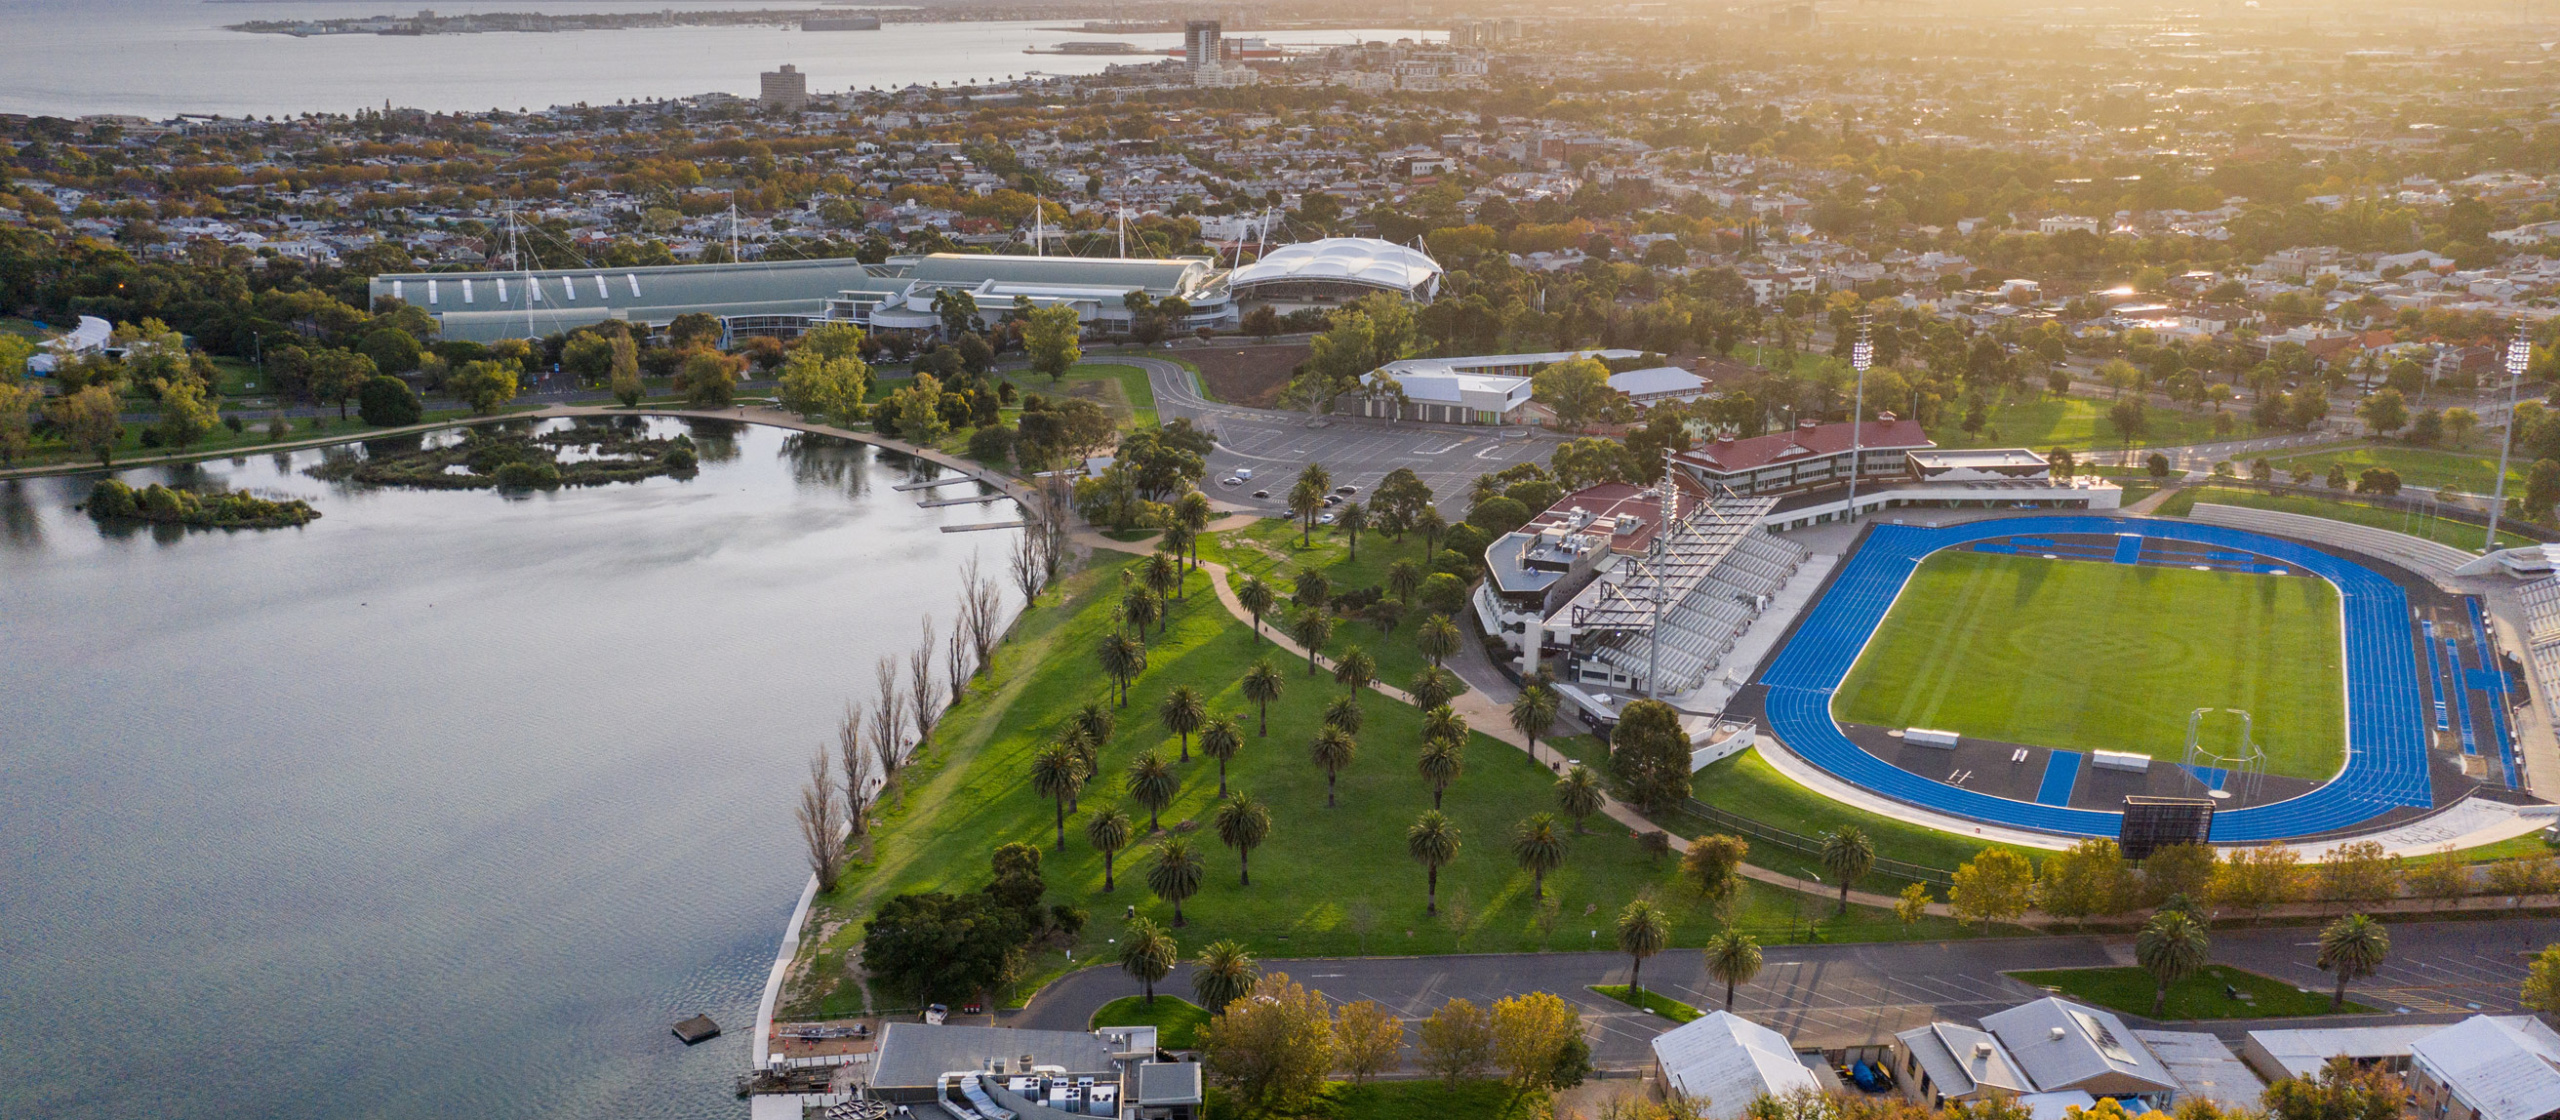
[
  {"left": 1230, "top": 237, "right": 1444, "bottom": 292},
  {"left": 1650, "top": 1011, "right": 1821, "bottom": 1119}
]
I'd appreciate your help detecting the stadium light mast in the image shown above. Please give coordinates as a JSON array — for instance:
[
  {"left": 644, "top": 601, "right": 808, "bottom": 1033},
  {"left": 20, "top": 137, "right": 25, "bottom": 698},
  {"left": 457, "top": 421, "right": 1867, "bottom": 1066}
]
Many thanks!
[
  {"left": 1845, "top": 316, "right": 1873, "bottom": 523},
  {"left": 2487, "top": 321, "right": 2532, "bottom": 553}
]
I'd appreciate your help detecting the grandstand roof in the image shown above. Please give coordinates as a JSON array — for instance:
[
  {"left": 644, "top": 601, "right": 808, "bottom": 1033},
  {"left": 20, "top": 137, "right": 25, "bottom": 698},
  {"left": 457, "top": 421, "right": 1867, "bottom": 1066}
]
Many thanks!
[
  {"left": 884, "top": 253, "right": 1224, "bottom": 299},
  {"left": 370, "top": 256, "right": 881, "bottom": 342},
  {"left": 1677, "top": 417, "right": 1932, "bottom": 475},
  {"left": 1230, "top": 237, "right": 1444, "bottom": 294}
]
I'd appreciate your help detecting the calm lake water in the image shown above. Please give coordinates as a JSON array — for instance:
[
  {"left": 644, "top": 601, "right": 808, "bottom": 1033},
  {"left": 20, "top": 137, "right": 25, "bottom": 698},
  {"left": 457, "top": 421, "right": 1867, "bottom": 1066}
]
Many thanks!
[
  {"left": 0, "top": 0, "right": 1438, "bottom": 118},
  {"left": 0, "top": 418, "right": 1019, "bottom": 1118}
]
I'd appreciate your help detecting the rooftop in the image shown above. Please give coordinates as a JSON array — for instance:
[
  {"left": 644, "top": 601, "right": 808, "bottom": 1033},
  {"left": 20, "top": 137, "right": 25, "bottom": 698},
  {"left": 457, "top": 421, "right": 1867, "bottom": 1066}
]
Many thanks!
[
  {"left": 1677, "top": 417, "right": 1934, "bottom": 475},
  {"left": 1651, "top": 1011, "right": 1823, "bottom": 1119},
  {"left": 2411, "top": 1015, "right": 2560, "bottom": 1120},
  {"left": 1229, "top": 236, "right": 1443, "bottom": 292},
  {"left": 868, "top": 1023, "right": 1123, "bottom": 1089}
]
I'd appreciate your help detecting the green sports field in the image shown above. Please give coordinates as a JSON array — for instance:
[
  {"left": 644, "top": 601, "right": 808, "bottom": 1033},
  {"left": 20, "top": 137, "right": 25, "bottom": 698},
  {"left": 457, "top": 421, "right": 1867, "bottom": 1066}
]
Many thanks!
[{"left": 1833, "top": 551, "right": 2346, "bottom": 780}]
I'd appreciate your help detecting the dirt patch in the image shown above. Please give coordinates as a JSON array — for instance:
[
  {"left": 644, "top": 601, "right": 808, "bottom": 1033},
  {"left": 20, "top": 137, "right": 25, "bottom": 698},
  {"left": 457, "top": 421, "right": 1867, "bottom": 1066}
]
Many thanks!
[{"left": 1189, "top": 343, "right": 1309, "bottom": 408}]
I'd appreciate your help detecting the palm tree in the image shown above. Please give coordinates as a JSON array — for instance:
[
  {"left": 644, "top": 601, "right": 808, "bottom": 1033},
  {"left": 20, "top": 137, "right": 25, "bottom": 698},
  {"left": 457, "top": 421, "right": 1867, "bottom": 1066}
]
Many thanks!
[
  {"left": 1555, "top": 765, "right": 1604, "bottom": 834},
  {"left": 1241, "top": 660, "right": 1283, "bottom": 736},
  {"left": 1334, "top": 646, "right": 1375, "bottom": 692},
  {"left": 1126, "top": 750, "right": 1178, "bottom": 832},
  {"left": 1213, "top": 793, "right": 1271, "bottom": 886},
  {"left": 1098, "top": 630, "right": 1146, "bottom": 708},
  {"left": 1288, "top": 478, "right": 1325, "bottom": 546},
  {"left": 1418, "top": 737, "right": 1464, "bottom": 809},
  {"left": 1510, "top": 813, "right": 1567, "bottom": 900},
  {"left": 1147, "top": 837, "right": 1205, "bottom": 926},
  {"left": 1086, "top": 806, "right": 1133, "bottom": 891},
  {"left": 1174, "top": 491, "right": 1212, "bottom": 569},
  {"left": 1337, "top": 501, "right": 1367, "bottom": 559},
  {"left": 1409, "top": 666, "right": 1459, "bottom": 712},
  {"left": 2317, "top": 914, "right": 2389, "bottom": 1012},
  {"left": 1415, "top": 614, "right": 1461, "bottom": 667},
  {"left": 1311, "top": 728, "right": 1357, "bottom": 807},
  {"left": 1197, "top": 716, "right": 1244, "bottom": 798},
  {"left": 1818, "top": 827, "right": 1875, "bottom": 916},
  {"left": 1288, "top": 609, "right": 1334, "bottom": 675},
  {"left": 1237, "top": 576, "right": 1276, "bottom": 641},
  {"left": 1387, "top": 558, "right": 1424, "bottom": 602},
  {"left": 1407, "top": 809, "right": 1460, "bottom": 916},
  {"left": 1143, "top": 548, "right": 1183, "bottom": 605},
  {"left": 1704, "top": 929, "right": 1763, "bottom": 1009},
  {"left": 1617, "top": 899, "right": 1670, "bottom": 997},
  {"left": 1322, "top": 693, "right": 1365, "bottom": 736},
  {"left": 1422, "top": 704, "right": 1468, "bottom": 745},
  {"left": 1074, "top": 702, "right": 1116, "bottom": 749},
  {"left": 1417, "top": 507, "right": 1446, "bottom": 555},
  {"left": 1121, "top": 585, "right": 1162, "bottom": 641},
  {"left": 1190, "top": 940, "right": 1258, "bottom": 1013},
  {"left": 1509, "top": 685, "right": 1559, "bottom": 755},
  {"left": 1119, "top": 916, "right": 1177, "bottom": 1005},
  {"left": 2135, "top": 910, "right": 2212, "bottom": 1016},
  {"left": 1029, "top": 743, "right": 1085, "bottom": 851},
  {"left": 1158, "top": 684, "right": 1206, "bottom": 762},
  {"left": 1292, "top": 568, "right": 1331, "bottom": 613}
]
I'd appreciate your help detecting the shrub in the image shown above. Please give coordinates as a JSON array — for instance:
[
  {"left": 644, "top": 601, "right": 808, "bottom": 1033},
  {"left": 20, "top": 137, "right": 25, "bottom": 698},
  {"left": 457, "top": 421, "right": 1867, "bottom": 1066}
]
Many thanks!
[
  {"left": 356, "top": 375, "right": 424, "bottom": 426},
  {"left": 967, "top": 424, "right": 1017, "bottom": 463},
  {"left": 492, "top": 460, "right": 562, "bottom": 489},
  {"left": 86, "top": 479, "right": 138, "bottom": 518}
]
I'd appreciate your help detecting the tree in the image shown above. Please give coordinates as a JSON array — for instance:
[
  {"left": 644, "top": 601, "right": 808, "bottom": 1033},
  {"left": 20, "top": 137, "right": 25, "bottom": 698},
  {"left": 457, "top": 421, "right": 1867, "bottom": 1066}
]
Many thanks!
[
  {"left": 2445, "top": 407, "right": 2480, "bottom": 447},
  {"left": 149, "top": 375, "right": 219, "bottom": 448},
  {"left": 0, "top": 380, "right": 38, "bottom": 465},
  {"left": 1098, "top": 630, "right": 1146, "bottom": 708},
  {"left": 887, "top": 370, "right": 950, "bottom": 443},
  {"left": 1333, "top": 646, "right": 1375, "bottom": 693},
  {"left": 356, "top": 374, "right": 422, "bottom": 426},
  {"left": 1323, "top": 694, "right": 1365, "bottom": 737},
  {"left": 1410, "top": 666, "right": 1460, "bottom": 712},
  {"left": 1616, "top": 899, "right": 1671, "bottom": 996},
  {"left": 2316, "top": 914, "right": 2388, "bottom": 1012},
  {"left": 1159, "top": 684, "right": 1206, "bottom": 762},
  {"left": 1121, "top": 586, "right": 1162, "bottom": 641},
  {"left": 1387, "top": 559, "right": 1426, "bottom": 603},
  {"left": 2134, "top": 910, "right": 2211, "bottom": 1016},
  {"left": 1242, "top": 660, "right": 1284, "bottom": 736},
  {"left": 2211, "top": 845, "right": 2303, "bottom": 922},
  {"left": 1556, "top": 765, "right": 1605, "bottom": 834},
  {"left": 1119, "top": 916, "right": 1177, "bottom": 1004},
  {"left": 1533, "top": 357, "right": 1618, "bottom": 431},
  {"left": 1199, "top": 972, "right": 1337, "bottom": 1115},
  {"left": 2038, "top": 838, "right": 2136, "bottom": 925},
  {"left": 1510, "top": 685, "right": 1560, "bottom": 755},
  {"left": 449, "top": 358, "right": 520, "bottom": 415},
  {"left": 1510, "top": 813, "right": 1567, "bottom": 900},
  {"left": 1311, "top": 727, "right": 1357, "bottom": 808},
  {"left": 1025, "top": 304, "right": 1083, "bottom": 383},
  {"left": 2262, "top": 1057, "right": 2406, "bottom": 1120},
  {"left": 861, "top": 890, "right": 1027, "bottom": 1004},
  {"left": 1288, "top": 478, "right": 1327, "bottom": 546},
  {"left": 778, "top": 347, "right": 870, "bottom": 424},
  {"left": 1146, "top": 837, "right": 1206, "bottom": 926},
  {"left": 1553, "top": 436, "right": 1638, "bottom": 490},
  {"left": 2357, "top": 387, "right": 2408, "bottom": 436},
  {"left": 2316, "top": 841, "right": 2400, "bottom": 904},
  {"left": 609, "top": 333, "right": 643, "bottom": 407},
  {"left": 1190, "top": 940, "right": 1259, "bottom": 1015},
  {"left": 1610, "top": 699, "right": 1692, "bottom": 811},
  {"left": 1086, "top": 806, "right": 1133, "bottom": 892},
  {"left": 1333, "top": 1000, "right": 1404, "bottom": 1083},
  {"left": 1895, "top": 883, "right": 1932, "bottom": 933},
  {"left": 1237, "top": 576, "right": 1276, "bottom": 641},
  {"left": 1950, "top": 849, "right": 2035, "bottom": 931},
  {"left": 1704, "top": 929, "right": 1764, "bottom": 1009},
  {"left": 1415, "top": 614, "right": 1461, "bottom": 667},
  {"left": 1417, "top": 997, "right": 1494, "bottom": 1085},
  {"left": 1490, "top": 991, "right": 1584, "bottom": 1093},
  {"left": 2142, "top": 842, "right": 2220, "bottom": 906},
  {"left": 1213, "top": 793, "right": 1271, "bottom": 886},
  {"left": 1683, "top": 833, "right": 1750, "bottom": 908},
  {"left": 1818, "top": 827, "right": 1875, "bottom": 916},
  {"left": 2526, "top": 944, "right": 2560, "bottom": 1014},
  {"left": 1198, "top": 716, "right": 1244, "bottom": 798},
  {"left": 1126, "top": 750, "right": 1178, "bottom": 832},
  {"left": 2105, "top": 398, "right": 2148, "bottom": 448},
  {"left": 1418, "top": 737, "right": 1464, "bottom": 810},
  {"left": 797, "top": 747, "right": 845, "bottom": 892},
  {"left": 1288, "top": 610, "right": 1334, "bottom": 675},
  {"left": 310, "top": 348, "right": 377, "bottom": 419},
  {"left": 1029, "top": 743, "right": 1085, "bottom": 850},
  {"left": 49, "top": 385, "right": 120, "bottom": 466},
  {"left": 1407, "top": 809, "right": 1460, "bottom": 914}
]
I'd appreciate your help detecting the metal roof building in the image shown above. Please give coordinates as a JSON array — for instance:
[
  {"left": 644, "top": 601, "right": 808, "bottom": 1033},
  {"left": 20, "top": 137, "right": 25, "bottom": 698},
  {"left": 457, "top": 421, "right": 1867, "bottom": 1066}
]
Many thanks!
[
  {"left": 1649, "top": 1011, "right": 1824, "bottom": 1119},
  {"left": 1229, "top": 237, "right": 1444, "bottom": 305}
]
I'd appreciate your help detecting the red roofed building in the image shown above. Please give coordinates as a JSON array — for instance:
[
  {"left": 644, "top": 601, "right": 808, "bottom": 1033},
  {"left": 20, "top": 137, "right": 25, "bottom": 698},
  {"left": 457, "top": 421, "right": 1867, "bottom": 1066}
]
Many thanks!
[{"left": 1670, "top": 415, "right": 1934, "bottom": 497}]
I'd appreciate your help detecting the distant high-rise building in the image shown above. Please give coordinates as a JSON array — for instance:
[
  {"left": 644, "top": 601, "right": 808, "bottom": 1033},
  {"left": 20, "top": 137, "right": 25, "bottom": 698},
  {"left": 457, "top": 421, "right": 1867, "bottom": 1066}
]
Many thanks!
[
  {"left": 760, "top": 64, "right": 808, "bottom": 110},
  {"left": 1184, "top": 20, "right": 1221, "bottom": 71}
]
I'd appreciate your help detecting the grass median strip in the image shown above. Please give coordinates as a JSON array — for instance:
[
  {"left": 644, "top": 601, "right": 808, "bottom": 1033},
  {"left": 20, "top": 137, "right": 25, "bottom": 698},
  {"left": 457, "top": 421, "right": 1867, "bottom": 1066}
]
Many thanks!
[
  {"left": 1589, "top": 983, "right": 1703, "bottom": 1023},
  {"left": 2007, "top": 964, "right": 2369, "bottom": 1019},
  {"left": 1091, "top": 995, "right": 1212, "bottom": 1049}
]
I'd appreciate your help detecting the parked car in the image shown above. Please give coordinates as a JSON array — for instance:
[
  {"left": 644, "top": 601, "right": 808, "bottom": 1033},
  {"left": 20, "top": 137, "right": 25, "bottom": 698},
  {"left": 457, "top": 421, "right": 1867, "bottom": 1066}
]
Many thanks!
[
  {"left": 1235, "top": 468, "right": 1254, "bottom": 481},
  {"left": 1251, "top": 489, "right": 1271, "bottom": 499},
  {"left": 1318, "top": 512, "right": 1336, "bottom": 524},
  {"left": 1335, "top": 484, "right": 1359, "bottom": 495},
  {"left": 1218, "top": 476, "right": 1243, "bottom": 488}
]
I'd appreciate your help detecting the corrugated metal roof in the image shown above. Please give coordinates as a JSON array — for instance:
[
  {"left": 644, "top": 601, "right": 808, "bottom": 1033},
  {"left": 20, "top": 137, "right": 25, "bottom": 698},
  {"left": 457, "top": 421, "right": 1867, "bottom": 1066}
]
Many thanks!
[
  {"left": 1652, "top": 1012, "right": 1821, "bottom": 1120},
  {"left": 2411, "top": 1015, "right": 2560, "bottom": 1120}
]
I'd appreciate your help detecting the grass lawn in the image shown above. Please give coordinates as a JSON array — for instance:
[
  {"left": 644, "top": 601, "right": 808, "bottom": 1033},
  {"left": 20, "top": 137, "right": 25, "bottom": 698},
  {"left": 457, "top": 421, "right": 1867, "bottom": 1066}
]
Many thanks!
[
  {"left": 1675, "top": 749, "right": 2037, "bottom": 886},
  {"left": 1925, "top": 392, "right": 2244, "bottom": 452},
  {"left": 1835, "top": 551, "right": 2345, "bottom": 780},
  {"left": 0, "top": 317, "right": 43, "bottom": 338},
  {"left": 782, "top": 552, "right": 1979, "bottom": 1019},
  {"left": 2009, "top": 964, "right": 2370, "bottom": 1020},
  {"left": 2264, "top": 443, "right": 2513, "bottom": 496},
  {"left": 2156, "top": 485, "right": 2531, "bottom": 552},
  {"left": 1209, "top": 1079, "right": 1549, "bottom": 1120},
  {"left": 1589, "top": 983, "right": 1702, "bottom": 1023},
  {"left": 1091, "top": 995, "right": 1212, "bottom": 1048},
  {"left": 1200, "top": 515, "right": 1471, "bottom": 701},
  {"left": 996, "top": 362, "right": 1159, "bottom": 429}
]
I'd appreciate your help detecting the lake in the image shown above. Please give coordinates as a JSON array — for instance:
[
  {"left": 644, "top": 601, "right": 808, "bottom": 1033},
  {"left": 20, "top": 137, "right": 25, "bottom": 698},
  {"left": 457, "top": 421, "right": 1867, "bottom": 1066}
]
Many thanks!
[
  {"left": 0, "top": 0, "right": 1439, "bottom": 118},
  {"left": 0, "top": 418, "right": 1020, "bottom": 1118}
]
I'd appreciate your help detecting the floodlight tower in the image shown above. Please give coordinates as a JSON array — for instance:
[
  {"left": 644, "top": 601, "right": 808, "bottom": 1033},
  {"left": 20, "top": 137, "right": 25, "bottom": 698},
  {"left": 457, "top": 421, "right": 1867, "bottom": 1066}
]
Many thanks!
[
  {"left": 2487, "top": 321, "right": 2534, "bottom": 553},
  {"left": 1845, "top": 316, "right": 1873, "bottom": 522}
]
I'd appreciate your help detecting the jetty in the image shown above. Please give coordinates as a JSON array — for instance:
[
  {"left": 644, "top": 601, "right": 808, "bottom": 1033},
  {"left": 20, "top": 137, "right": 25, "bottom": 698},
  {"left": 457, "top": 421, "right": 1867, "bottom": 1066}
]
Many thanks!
[
  {"left": 941, "top": 520, "right": 1027, "bottom": 533},
  {"left": 918, "top": 493, "right": 1011, "bottom": 508},
  {"left": 892, "top": 476, "right": 980, "bottom": 491}
]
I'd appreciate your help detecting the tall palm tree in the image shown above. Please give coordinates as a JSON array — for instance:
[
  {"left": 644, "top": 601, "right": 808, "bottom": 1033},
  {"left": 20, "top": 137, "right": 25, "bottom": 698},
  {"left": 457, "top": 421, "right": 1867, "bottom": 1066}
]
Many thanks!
[
  {"left": 1510, "top": 812, "right": 1567, "bottom": 900},
  {"left": 1119, "top": 916, "right": 1176, "bottom": 1005},
  {"left": 1407, "top": 809, "right": 1460, "bottom": 916},
  {"left": 1288, "top": 609, "right": 1333, "bottom": 675},
  {"left": 1387, "top": 558, "right": 1423, "bottom": 602},
  {"left": 1073, "top": 702, "right": 1116, "bottom": 749},
  {"left": 1029, "top": 743, "right": 1085, "bottom": 851},
  {"left": 1509, "top": 685, "right": 1560, "bottom": 755},
  {"left": 1147, "top": 837, "right": 1205, "bottom": 927},
  {"left": 1197, "top": 716, "right": 1244, "bottom": 797},
  {"left": 1143, "top": 548, "right": 1182, "bottom": 606},
  {"left": 1292, "top": 568, "right": 1330, "bottom": 613},
  {"left": 1418, "top": 737, "right": 1464, "bottom": 809},
  {"left": 1190, "top": 940, "right": 1258, "bottom": 1013},
  {"left": 1289, "top": 478, "right": 1325, "bottom": 546},
  {"left": 1322, "top": 693, "right": 1365, "bottom": 736},
  {"left": 1704, "top": 929, "right": 1763, "bottom": 1009},
  {"left": 1085, "top": 806, "right": 1132, "bottom": 891},
  {"left": 1241, "top": 660, "right": 1283, "bottom": 736},
  {"left": 1337, "top": 501, "right": 1367, "bottom": 559},
  {"left": 2317, "top": 914, "right": 2389, "bottom": 1012},
  {"left": 2135, "top": 910, "right": 2212, "bottom": 1016},
  {"left": 1422, "top": 705, "right": 1468, "bottom": 746},
  {"left": 1121, "top": 585, "right": 1162, "bottom": 641},
  {"left": 1126, "top": 750, "right": 1178, "bottom": 832},
  {"left": 1415, "top": 614, "right": 1461, "bottom": 667},
  {"left": 1237, "top": 576, "right": 1276, "bottom": 641},
  {"left": 1333, "top": 646, "right": 1376, "bottom": 692},
  {"left": 1555, "top": 765, "right": 1604, "bottom": 834},
  {"left": 1417, "top": 507, "right": 1446, "bottom": 555},
  {"left": 1617, "top": 899, "right": 1670, "bottom": 997},
  {"left": 1160, "top": 525, "right": 1194, "bottom": 581},
  {"left": 1818, "top": 827, "right": 1876, "bottom": 916},
  {"left": 1174, "top": 491, "right": 1212, "bottom": 569},
  {"left": 1310, "top": 727, "right": 1357, "bottom": 807},
  {"left": 1409, "top": 666, "right": 1459, "bottom": 712},
  {"left": 1158, "top": 684, "right": 1206, "bottom": 762},
  {"left": 1098, "top": 631, "right": 1146, "bottom": 708},
  {"left": 1213, "top": 793, "right": 1271, "bottom": 886}
]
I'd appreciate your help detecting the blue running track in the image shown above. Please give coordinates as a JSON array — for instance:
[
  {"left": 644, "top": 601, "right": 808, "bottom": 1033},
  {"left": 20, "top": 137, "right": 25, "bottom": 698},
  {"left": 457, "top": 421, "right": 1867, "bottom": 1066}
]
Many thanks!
[
  {"left": 2035, "top": 752, "right": 2083, "bottom": 806},
  {"left": 1758, "top": 516, "right": 2432, "bottom": 843},
  {"left": 2467, "top": 599, "right": 2519, "bottom": 789}
]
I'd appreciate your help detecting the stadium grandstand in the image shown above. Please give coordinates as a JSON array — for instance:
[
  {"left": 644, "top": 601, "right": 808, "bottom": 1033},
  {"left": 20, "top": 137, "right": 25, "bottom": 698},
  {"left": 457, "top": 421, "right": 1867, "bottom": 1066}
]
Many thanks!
[{"left": 1226, "top": 237, "right": 1444, "bottom": 308}]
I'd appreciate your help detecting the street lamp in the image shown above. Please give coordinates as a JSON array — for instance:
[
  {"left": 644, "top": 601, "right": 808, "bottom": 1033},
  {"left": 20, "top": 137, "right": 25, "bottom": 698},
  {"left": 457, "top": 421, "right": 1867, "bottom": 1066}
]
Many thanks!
[
  {"left": 2487, "top": 322, "right": 2533, "bottom": 553},
  {"left": 1845, "top": 317, "right": 1872, "bottom": 523}
]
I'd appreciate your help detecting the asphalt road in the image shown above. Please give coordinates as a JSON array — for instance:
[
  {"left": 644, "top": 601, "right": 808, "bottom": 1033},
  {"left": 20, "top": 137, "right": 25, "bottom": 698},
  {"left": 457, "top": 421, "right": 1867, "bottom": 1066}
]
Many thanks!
[{"left": 1013, "top": 917, "right": 2560, "bottom": 1065}]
